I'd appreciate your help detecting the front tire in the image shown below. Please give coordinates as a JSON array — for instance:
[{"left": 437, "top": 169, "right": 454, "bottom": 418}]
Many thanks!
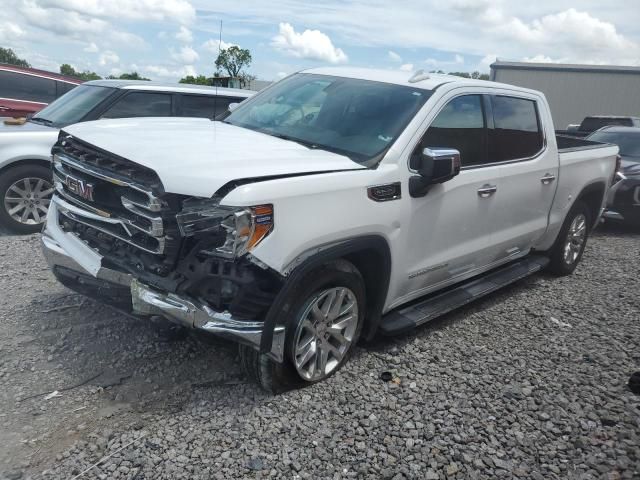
[
  {"left": 0, "top": 164, "right": 54, "bottom": 234},
  {"left": 240, "top": 259, "right": 366, "bottom": 393},
  {"left": 547, "top": 201, "right": 591, "bottom": 276}
]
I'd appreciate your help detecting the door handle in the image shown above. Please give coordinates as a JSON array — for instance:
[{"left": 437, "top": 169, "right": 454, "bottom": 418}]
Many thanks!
[
  {"left": 540, "top": 173, "right": 556, "bottom": 185},
  {"left": 477, "top": 184, "right": 497, "bottom": 198}
]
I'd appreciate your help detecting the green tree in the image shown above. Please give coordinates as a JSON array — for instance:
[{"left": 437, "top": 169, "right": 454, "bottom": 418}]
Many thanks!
[
  {"left": 0, "top": 47, "right": 30, "bottom": 68},
  {"left": 215, "top": 46, "right": 253, "bottom": 86},
  {"left": 108, "top": 71, "right": 150, "bottom": 81},
  {"left": 179, "top": 75, "right": 211, "bottom": 85},
  {"left": 448, "top": 71, "right": 490, "bottom": 80},
  {"left": 60, "top": 63, "right": 102, "bottom": 81}
]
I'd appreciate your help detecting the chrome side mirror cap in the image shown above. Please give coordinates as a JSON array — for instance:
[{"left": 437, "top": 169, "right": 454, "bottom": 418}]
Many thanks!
[{"left": 409, "top": 147, "right": 461, "bottom": 197}]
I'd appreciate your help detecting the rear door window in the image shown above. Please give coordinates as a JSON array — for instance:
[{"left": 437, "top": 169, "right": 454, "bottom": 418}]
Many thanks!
[
  {"left": 0, "top": 70, "right": 57, "bottom": 103},
  {"left": 101, "top": 92, "right": 172, "bottom": 118},
  {"left": 421, "top": 94, "right": 487, "bottom": 167},
  {"left": 180, "top": 95, "right": 245, "bottom": 118},
  {"left": 488, "top": 96, "right": 543, "bottom": 162}
]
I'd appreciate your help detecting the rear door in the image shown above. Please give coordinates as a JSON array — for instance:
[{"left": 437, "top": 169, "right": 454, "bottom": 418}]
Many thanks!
[{"left": 483, "top": 93, "right": 558, "bottom": 262}]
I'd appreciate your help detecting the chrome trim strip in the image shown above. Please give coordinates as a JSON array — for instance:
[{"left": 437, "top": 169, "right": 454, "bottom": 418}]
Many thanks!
[
  {"left": 54, "top": 154, "right": 163, "bottom": 211},
  {"left": 55, "top": 195, "right": 165, "bottom": 254},
  {"left": 130, "top": 279, "right": 285, "bottom": 362},
  {"left": 54, "top": 178, "right": 113, "bottom": 218}
]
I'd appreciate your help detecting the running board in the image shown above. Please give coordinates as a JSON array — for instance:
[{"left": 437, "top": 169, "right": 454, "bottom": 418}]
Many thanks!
[{"left": 379, "top": 255, "right": 549, "bottom": 336}]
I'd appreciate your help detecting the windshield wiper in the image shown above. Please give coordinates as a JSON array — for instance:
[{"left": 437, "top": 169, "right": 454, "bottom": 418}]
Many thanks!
[
  {"left": 269, "top": 132, "right": 319, "bottom": 150},
  {"left": 29, "top": 117, "right": 53, "bottom": 126}
]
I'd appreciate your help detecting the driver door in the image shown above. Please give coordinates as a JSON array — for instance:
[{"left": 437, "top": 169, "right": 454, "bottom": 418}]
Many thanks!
[{"left": 400, "top": 94, "right": 498, "bottom": 300}]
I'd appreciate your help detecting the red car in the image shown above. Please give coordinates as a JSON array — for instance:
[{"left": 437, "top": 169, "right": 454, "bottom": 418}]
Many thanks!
[{"left": 0, "top": 64, "right": 83, "bottom": 118}]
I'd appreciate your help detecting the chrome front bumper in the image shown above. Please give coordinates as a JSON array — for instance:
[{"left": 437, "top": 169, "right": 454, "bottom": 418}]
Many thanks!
[{"left": 41, "top": 199, "right": 285, "bottom": 362}]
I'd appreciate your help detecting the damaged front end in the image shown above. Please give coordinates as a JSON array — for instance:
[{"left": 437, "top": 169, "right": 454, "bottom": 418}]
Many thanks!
[{"left": 43, "top": 133, "right": 286, "bottom": 360}]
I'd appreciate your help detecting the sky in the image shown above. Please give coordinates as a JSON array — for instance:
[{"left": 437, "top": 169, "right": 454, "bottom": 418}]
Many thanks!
[{"left": 1, "top": 0, "right": 639, "bottom": 82}]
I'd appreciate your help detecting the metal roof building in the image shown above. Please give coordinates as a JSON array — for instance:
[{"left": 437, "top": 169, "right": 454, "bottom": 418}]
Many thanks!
[{"left": 490, "top": 61, "right": 640, "bottom": 129}]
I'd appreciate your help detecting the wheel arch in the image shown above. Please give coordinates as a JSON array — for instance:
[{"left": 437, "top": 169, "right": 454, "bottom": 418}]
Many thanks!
[
  {"left": 259, "top": 235, "right": 392, "bottom": 354},
  {"left": 0, "top": 157, "right": 51, "bottom": 176},
  {"left": 574, "top": 180, "right": 606, "bottom": 231}
]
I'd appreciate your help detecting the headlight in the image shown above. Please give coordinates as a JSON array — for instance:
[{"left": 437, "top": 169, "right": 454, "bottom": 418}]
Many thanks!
[{"left": 176, "top": 199, "right": 273, "bottom": 258}]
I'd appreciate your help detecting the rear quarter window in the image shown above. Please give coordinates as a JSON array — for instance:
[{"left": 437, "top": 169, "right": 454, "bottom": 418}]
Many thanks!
[
  {"left": 488, "top": 96, "right": 543, "bottom": 162},
  {"left": 0, "top": 70, "right": 57, "bottom": 103}
]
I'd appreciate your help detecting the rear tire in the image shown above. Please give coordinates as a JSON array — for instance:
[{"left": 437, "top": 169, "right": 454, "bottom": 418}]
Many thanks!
[
  {"left": 546, "top": 201, "right": 591, "bottom": 276},
  {"left": 0, "top": 163, "right": 54, "bottom": 234},
  {"left": 240, "top": 259, "right": 366, "bottom": 393}
]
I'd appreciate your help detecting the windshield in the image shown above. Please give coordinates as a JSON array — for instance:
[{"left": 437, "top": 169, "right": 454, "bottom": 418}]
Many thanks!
[
  {"left": 224, "top": 73, "right": 431, "bottom": 165},
  {"left": 588, "top": 131, "right": 640, "bottom": 159},
  {"left": 31, "top": 85, "right": 114, "bottom": 127}
]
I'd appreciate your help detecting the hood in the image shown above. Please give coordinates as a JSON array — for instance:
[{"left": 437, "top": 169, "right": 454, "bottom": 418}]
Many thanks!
[
  {"left": 0, "top": 119, "right": 56, "bottom": 133},
  {"left": 620, "top": 157, "right": 640, "bottom": 177},
  {"left": 63, "top": 118, "right": 365, "bottom": 197}
]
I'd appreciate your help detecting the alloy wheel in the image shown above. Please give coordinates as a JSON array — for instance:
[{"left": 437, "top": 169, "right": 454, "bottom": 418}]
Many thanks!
[
  {"left": 292, "top": 287, "right": 359, "bottom": 382},
  {"left": 3, "top": 177, "right": 54, "bottom": 226},
  {"left": 563, "top": 213, "right": 587, "bottom": 265}
]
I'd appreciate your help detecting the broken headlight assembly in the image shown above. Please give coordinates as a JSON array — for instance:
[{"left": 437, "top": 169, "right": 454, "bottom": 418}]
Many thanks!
[{"left": 176, "top": 199, "right": 274, "bottom": 258}]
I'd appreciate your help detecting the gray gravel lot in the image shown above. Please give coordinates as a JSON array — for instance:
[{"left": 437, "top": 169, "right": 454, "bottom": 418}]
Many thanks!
[{"left": 0, "top": 226, "right": 639, "bottom": 480}]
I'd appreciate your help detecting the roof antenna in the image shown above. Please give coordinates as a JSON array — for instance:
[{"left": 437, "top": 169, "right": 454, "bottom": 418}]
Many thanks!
[
  {"left": 408, "top": 69, "right": 430, "bottom": 83},
  {"left": 213, "top": 19, "right": 222, "bottom": 120}
]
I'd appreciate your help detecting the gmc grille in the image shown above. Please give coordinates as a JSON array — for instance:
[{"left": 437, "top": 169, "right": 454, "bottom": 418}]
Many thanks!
[{"left": 52, "top": 134, "right": 181, "bottom": 275}]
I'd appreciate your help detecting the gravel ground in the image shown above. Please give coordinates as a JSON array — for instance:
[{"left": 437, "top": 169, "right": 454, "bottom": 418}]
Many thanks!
[{"left": 0, "top": 225, "right": 638, "bottom": 480}]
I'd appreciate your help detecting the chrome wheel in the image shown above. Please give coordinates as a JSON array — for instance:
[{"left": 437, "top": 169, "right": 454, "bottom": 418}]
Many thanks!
[
  {"left": 3, "top": 177, "right": 54, "bottom": 225},
  {"left": 563, "top": 213, "right": 587, "bottom": 265},
  {"left": 292, "top": 287, "right": 359, "bottom": 382}
]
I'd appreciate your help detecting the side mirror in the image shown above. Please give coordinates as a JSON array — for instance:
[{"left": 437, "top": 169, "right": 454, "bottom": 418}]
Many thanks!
[
  {"left": 228, "top": 102, "right": 240, "bottom": 112},
  {"left": 409, "top": 147, "right": 461, "bottom": 197}
]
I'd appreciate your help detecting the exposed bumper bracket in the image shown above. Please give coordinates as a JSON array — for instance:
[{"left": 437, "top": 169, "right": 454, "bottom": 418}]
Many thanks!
[
  {"left": 130, "top": 279, "right": 285, "bottom": 362},
  {"left": 41, "top": 225, "right": 285, "bottom": 363}
]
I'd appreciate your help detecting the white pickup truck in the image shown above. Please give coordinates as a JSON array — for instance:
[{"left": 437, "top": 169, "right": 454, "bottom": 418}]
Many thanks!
[{"left": 41, "top": 68, "right": 618, "bottom": 391}]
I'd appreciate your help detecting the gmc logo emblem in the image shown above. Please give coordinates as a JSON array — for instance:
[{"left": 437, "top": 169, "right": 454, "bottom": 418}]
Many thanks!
[{"left": 65, "top": 175, "right": 95, "bottom": 202}]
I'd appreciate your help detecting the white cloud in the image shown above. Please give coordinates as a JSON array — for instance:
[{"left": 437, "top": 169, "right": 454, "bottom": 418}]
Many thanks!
[
  {"left": 399, "top": 63, "right": 414, "bottom": 72},
  {"left": 388, "top": 50, "right": 402, "bottom": 62},
  {"left": 83, "top": 42, "right": 98, "bottom": 53},
  {"left": 15, "top": 0, "right": 146, "bottom": 47},
  {"left": 478, "top": 54, "right": 498, "bottom": 71},
  {"left": 175, "top": 25, "right": 192, "bottom": 43},
  {"left": 201, "top": 38, "right": 237, "bottom": 53},
  {"left": 424, "top": 54, "right": 466, "bottom": 69},
  {"left": 171, "top": 45, "right": 199, "bottom": 64},
  {"left": 139, "top": 63, "right": 196, "bottom": 79},
  {"left": 194, "top": 1, "right": 640, "bottom": 68},
  {"left": 0, "top": 21, "right": 25, "bottom": 42},
  {"left": 522, "top": 54, "right": 564, "bottom": 63},
  {"left": 35, "top": 0, "right": 196, "bottom": 24},
  {"left": 276, "top": 71, "right": 288, "bottom": 78},
  {"left": 99, "top": 50, "right": 119, "bottom": 65},
  {"left": 271, "top": 22, "right": 348, "bottom": 64}
]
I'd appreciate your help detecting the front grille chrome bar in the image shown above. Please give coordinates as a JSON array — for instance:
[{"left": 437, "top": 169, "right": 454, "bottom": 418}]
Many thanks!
[
  {"left": 54, "top": 154, "right": 164, "bottom": 212},
  {"left": 55, "top": 195, "right": 165, "bottom": 254}
]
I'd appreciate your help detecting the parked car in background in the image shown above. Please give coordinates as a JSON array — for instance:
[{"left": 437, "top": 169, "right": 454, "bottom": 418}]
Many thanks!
[
  {"left": 588, "top": 126, "right": 640, "bottom": 227},
  {"left": 41, "top": 68, "right": 618, "bottom": 391},
  {"left": 0, "top": 80, "right": 253, "bottom": 233},
  {"left": 0, "top": 64, "right": 83, "bottom": 118},
  {"left": 560, "top": 116, "right": 640, "bottom": 138}
]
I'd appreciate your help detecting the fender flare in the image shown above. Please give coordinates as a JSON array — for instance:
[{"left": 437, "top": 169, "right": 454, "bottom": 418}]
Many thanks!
[{"left": 259, "top": 234, "right": 392, "bottom": 354}]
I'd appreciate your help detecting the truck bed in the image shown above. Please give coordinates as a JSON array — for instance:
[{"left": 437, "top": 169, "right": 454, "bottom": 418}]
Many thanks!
[{"left": 538, "top": 135, "right": 619, "bottom": 251}]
